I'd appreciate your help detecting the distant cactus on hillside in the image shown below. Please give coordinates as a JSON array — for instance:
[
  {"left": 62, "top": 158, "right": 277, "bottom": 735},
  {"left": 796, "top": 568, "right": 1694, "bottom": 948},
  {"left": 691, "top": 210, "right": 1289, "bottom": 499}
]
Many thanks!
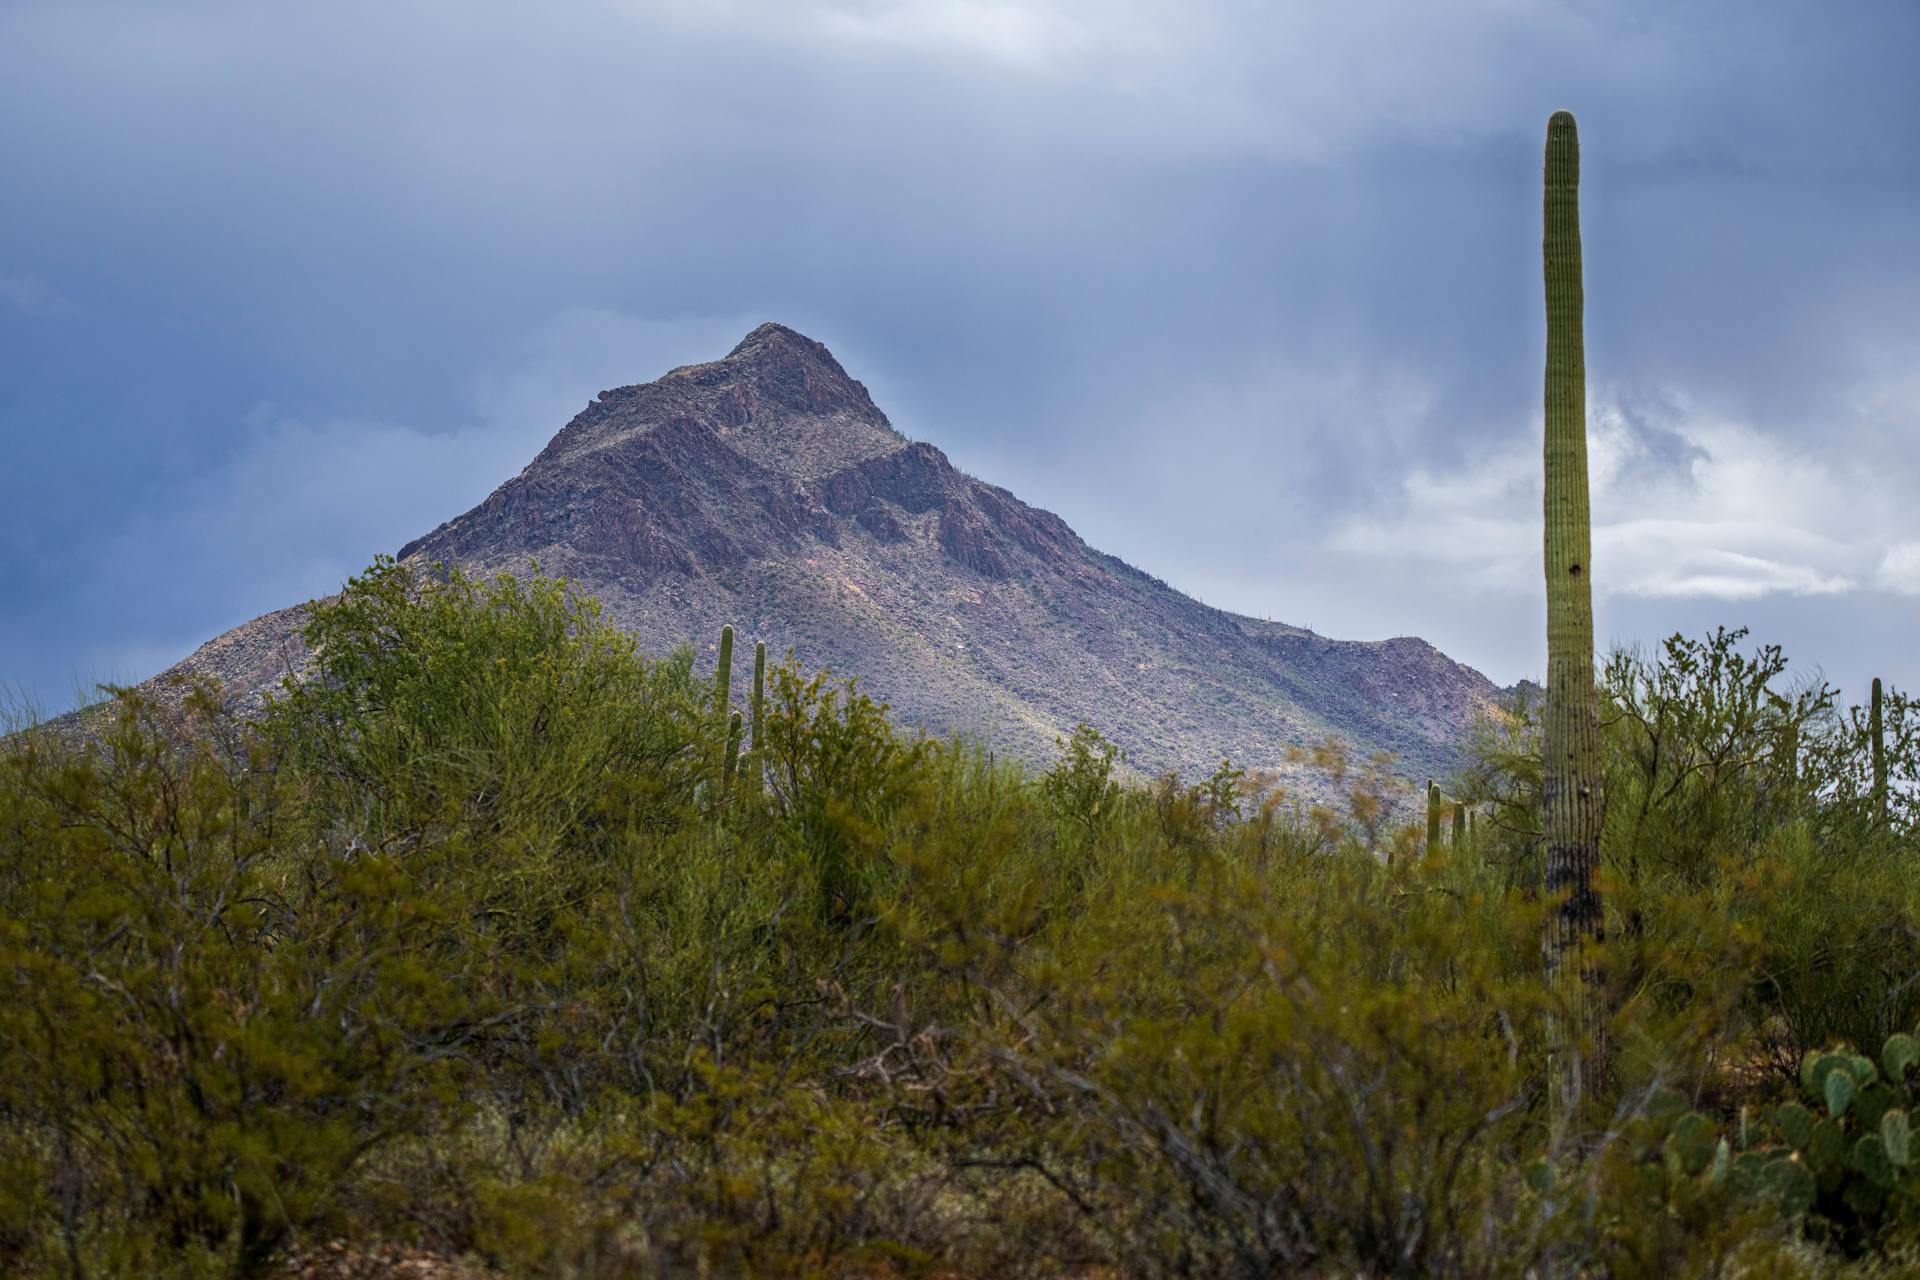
[
  {"left": 714, "top": 623, "right": 736, "bottom": 789},
  {"left": 715, "top": 623, "right": 735, "bottom": 720},
  {"left": 752, "top": 639, "right": 767, "bottom": 787}
]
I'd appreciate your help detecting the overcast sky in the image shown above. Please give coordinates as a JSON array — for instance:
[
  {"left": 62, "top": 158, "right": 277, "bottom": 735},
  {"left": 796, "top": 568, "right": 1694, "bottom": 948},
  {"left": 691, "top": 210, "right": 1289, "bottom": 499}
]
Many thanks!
[{"left": 2, "top": 0, "right": 1916, "bottom": 717}]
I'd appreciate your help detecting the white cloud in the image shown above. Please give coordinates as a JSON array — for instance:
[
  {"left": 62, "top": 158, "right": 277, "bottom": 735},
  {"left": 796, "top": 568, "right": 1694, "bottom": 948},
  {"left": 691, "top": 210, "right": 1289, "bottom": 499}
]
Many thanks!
[
  {"left": 618, "top": 0, "right": 1674, "bottom": 160},
  {"left": 642, "top": 0, "right": 1168, "bottom": 72},
  {"left": 1330, "top": 390, "right": 1920, "bottom": 604},
  {"left": 1880, "top": 543, "right": 1920, "bottom": 597}
]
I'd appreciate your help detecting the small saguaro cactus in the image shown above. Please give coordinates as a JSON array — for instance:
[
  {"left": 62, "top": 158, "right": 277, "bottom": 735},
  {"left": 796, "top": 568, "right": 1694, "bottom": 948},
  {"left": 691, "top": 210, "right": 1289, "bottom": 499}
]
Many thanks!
[
  {"left": 1427, "top": 781, "right": 1443, "bottom": 852},
  {"left": 714, "top": 623, "right": 735, "bottom": 722},
  {"left": 1452, "top": 801, "right": 1467, "bottom": 848},
  {"left": 751, "top": 640, "right": 767, "bottom": 785},
  {"left": 723, "top": 710, "right": 744, "bottom": 790},
  {"left": 1542, "top": 109, "right": 1606, "bottom": 1108},
  {"left": 1872, "top": 676, "right": 1888, "bottom": 828},
  {"left": 713, "top": 623, "right": 736, "bottom": 788}
]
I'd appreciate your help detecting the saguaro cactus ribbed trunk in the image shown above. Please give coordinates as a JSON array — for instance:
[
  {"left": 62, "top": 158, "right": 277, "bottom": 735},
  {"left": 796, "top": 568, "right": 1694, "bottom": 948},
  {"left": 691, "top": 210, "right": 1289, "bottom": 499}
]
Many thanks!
[
  {"left": 1872, "top": 676, "right": 1888, "bottom": 828},
  {"left": 1542, "top": 110, "right": 1606, "bottom": 1104},
  {"left": 1427, "top": 781, "right": 1442, "bottom": 853}
]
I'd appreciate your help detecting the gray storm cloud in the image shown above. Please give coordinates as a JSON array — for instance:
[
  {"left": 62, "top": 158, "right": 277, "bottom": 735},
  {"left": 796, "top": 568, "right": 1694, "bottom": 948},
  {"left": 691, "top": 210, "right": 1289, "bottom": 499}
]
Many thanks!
[{"left": 0, "top": 0, "right": 1914, "bottom": 715}]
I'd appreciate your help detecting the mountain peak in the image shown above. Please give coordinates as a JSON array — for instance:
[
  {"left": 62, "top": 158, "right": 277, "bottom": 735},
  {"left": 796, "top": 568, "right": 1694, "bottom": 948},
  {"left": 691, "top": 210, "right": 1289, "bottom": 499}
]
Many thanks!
[
  {"left": 637, "top": 321, "right": 889, "bottom": 429},
  {"left": 726, "top": 321, "right": 841, "bottom": 368},
  {"left": 130, "top": 323, "right": 1502, "bottom": 805}
]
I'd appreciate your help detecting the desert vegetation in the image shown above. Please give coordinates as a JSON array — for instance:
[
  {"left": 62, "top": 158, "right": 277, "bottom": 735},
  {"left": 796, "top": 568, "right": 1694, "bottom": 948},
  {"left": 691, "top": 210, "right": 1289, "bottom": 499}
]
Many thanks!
[
  {"left": 3, "top": 553, "right": 1917, "bottom": 1278},
  {"left": 4, "top": 112, "right": 1915, "bottom": 1280}
]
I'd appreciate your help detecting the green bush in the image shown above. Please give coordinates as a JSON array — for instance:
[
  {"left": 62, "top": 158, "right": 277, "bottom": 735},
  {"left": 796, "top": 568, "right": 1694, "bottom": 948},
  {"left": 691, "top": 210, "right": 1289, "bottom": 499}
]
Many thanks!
[{"left": 1, "top": 568, "right": 1914, "bottom": 1277}]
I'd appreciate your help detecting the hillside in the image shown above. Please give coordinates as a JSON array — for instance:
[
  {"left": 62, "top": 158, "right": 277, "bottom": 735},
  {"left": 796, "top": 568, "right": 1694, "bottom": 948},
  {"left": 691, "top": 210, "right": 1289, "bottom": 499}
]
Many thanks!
[{"left": 100, "top": 323, "right": 1502, "bottom": 788}]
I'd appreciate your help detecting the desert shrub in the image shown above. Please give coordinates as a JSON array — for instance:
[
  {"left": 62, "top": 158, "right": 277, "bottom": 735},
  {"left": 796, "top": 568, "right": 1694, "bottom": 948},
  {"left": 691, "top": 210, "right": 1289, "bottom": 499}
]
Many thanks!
[
  {"left": 3, "top": 575, "right": 1916, "bottom": 1277},
  {"left": 752, "top": 659, "right": 935, "bottom": 925},
  {"left": 1042, "top": 722, "right": 1123, "bottom": 845},
  {"left": 1742, "top": 835, "right": 1920, "bottom": 1080},
  {"left": 258, "top": 555, "right": 707, "bottom": 847},
  {"left": 1597, "top": 629, "right": 1828, "bottom": 887},
  {"left": 996, "top": 857, "right": 1548, "bottom": 1277},
  {"left": 0, "top": 687, "right": 485, "bottom": 1276},
  {"left": 1805, "top": 682, "right": 1920, "bottom": 849}
]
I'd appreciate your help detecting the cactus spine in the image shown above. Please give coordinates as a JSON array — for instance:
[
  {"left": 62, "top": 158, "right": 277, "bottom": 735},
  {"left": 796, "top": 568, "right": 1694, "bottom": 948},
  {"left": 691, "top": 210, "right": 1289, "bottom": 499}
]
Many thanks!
[
  {"left": 1542, "top": 110, "right": 1606, "bottom": 1104},
  {"left": 1872, "top": 676, "right": 1888, "bottom": 828}
]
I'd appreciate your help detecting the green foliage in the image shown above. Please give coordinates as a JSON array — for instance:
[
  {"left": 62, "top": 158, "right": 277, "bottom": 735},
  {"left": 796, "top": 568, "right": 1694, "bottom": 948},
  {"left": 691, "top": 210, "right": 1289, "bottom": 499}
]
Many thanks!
[
  {"left": 1600, "top": 628, "right": 1829, "bottom": 886},
  {"left": 1, "top": 561, "right": 1915, "bottom": 1276},
  {"left": 0, "top": 685, "right": 483, "bottom": 1274},
  {"left": 1808, "top": 677, "right": 1918, "bottom": 843},
  {"left": 1464, "top": 625, "right": 1920, "bottom": 1081},
  {"left": 754, "top": 657, "right": 933, "bottom": 923},
  {"left": 256, "top": 555, "right": 706, "bottom": 845},
  {"left": 1041, "top": 722, "right": 1122, "bottom": 842}
]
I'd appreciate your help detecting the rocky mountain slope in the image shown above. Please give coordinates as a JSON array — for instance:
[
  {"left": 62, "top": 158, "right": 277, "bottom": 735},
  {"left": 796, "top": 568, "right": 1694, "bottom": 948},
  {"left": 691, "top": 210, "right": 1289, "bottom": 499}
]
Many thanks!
[{"left": 98, "top": 324, "right": 1503, "bottom": 789}]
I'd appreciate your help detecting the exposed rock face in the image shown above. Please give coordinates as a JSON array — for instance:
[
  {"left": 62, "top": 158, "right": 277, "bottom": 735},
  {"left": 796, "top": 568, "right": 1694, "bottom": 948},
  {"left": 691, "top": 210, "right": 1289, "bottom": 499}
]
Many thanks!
[{"left": 99, "top": 323, "right": 1504, "bottom": 788}]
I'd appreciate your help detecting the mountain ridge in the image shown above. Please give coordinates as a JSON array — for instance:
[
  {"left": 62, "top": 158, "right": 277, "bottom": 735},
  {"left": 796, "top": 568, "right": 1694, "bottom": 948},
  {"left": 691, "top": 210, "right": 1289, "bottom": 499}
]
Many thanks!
[{"left": 67, "top": 324, "right": 1504, "bottom": 791}]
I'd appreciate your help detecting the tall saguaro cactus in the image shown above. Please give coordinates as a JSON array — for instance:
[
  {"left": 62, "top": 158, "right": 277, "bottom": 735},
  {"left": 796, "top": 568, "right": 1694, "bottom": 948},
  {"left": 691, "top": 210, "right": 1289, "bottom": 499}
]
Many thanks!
[
  {"left": 1541, "top": 110, "right": 1606, "bottom": 1105},
  {"left": 1872, "top": 676, "right": 1888, "bottom": 828}
]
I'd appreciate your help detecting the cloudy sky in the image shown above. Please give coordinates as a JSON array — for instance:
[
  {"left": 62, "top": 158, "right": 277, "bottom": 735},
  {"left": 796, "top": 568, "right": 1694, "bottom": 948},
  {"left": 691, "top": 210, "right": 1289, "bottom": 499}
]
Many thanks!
[{"left": 2, "top": 0, "right": 1915, "bottom": 716}]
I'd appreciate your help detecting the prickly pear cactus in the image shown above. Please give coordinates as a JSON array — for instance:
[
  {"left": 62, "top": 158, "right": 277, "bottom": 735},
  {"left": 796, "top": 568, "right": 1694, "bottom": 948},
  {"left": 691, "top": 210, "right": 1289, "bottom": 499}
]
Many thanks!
[
  {"left": 1607, "top": 1029, "right": 1920, "bottom": 1236},
  {"left": 1755, "top": 1028, "right": 1920, "bottom": 1231}
]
